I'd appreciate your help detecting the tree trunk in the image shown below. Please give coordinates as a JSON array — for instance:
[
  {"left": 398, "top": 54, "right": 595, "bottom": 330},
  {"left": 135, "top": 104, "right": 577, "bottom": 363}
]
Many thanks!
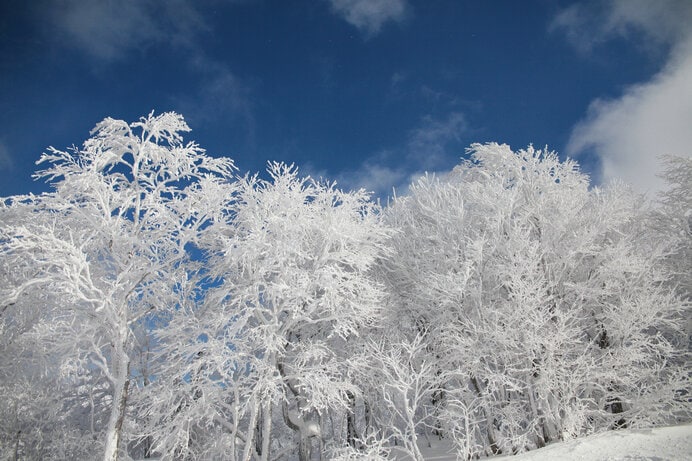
[
  {"left": 346, "top": 391, "right": 359, "bottom": 448},
  {"left": 364, "top": 398, "right": 374, "bottom": 438},
  {"left": 260, "top": 401, "right": 272, "bottom": 461},
  {"left": 318, "top": 413, "right": 324, "bottom": 461},
  {"left": 470, "top": 376, "right": 500, "bottom": 455},
  {"left": 255, "top": 407, "right": 263, "bottom": 457},
  {"left": 606, "top": 386, "right": 627, "bottom": 429},
  {"left": 599, "top": 328, "right": 627, "bottom": 428},
  {"left": 13, "top": 430, "right": 20, "bottom": 461},
  {"left": 298, "top": 435, "right": 312, "bottom": 461},
  {"left": 405, "top": 407, "right": 424, "bottom": 461},
  {"left": 431, "top": 383, "right": 445, "bottom": 439},
  {"left": 142, "top": 435, "right": 152, "bottom": 459},
  {"left": 278, "top": 358, "right": 317, "bottom": 461},
  {"left": 242, "top": 399, "right": 259, "bottom": 461},
  {"left": 104, "top": 350, "right": 130, "bottom": 461}
]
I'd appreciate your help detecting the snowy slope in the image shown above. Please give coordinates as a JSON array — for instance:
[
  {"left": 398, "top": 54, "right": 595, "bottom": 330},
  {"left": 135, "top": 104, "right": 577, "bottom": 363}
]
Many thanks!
[{"left": 413, "top": 424, "right": 692, "bottom": 461}]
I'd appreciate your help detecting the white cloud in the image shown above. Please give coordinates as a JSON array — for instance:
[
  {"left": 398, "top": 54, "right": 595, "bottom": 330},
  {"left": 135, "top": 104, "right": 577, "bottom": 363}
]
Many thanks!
[
  {"left": 566, "top": 43, "right": 692, "bottom": 194},
  {"left": 554, "top": 1, "right": 692, "bottom": 194},
  {"left": 327, "top": 0, "right": 408, "bottom": 37},
  {"left": 44, "top": 0, "right": 210, "bottom": 60}
]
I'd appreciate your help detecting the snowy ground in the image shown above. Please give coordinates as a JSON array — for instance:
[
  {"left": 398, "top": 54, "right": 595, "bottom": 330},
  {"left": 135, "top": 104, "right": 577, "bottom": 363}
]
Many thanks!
[{"left": 410, "top": 424, "right": 692, "bottom": 460}]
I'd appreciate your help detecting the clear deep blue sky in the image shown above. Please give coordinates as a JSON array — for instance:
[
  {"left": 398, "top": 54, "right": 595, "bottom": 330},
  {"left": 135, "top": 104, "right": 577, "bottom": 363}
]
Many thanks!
[{"left": 1, "top": 1, "right": 691, "bottom": 199}]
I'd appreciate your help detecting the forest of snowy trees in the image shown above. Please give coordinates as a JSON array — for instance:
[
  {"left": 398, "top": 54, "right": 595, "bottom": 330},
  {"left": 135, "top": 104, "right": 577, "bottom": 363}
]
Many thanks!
[{"left": 1, "top": 112, "right": 690, "bottom": 461}]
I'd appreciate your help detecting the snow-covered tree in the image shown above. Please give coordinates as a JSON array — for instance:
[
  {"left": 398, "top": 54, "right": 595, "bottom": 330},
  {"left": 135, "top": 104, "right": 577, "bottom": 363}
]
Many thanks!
[
  {"left": 0, "top": 112, "right": 235, "bottom": 461},
  {"left": 653, "top": 155, "right": 692, "bottom": 300},
  {"left": 366, "top": 333, "right": 439, "bottom": 461},
  {"left": 381, "top": 143, "right": 690, "bottom": 457},
  {"left": 145, "top": 162, "right": 392, "bottom": 460},
  {"left": 0, "top": 196, "right": 107, "bottom": 459},
  {"left": 2, "top": 114, "right": 689, "bottom": 460}
]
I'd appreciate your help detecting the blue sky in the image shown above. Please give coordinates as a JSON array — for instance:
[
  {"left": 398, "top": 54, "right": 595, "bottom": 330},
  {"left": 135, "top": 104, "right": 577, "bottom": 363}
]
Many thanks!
[{"left": 1, "top": 0, "right": 691, "bottom": 200}]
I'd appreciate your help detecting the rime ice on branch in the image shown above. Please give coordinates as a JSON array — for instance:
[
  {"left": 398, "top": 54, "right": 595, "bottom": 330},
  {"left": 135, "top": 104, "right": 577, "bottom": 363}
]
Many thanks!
[{"left": 0, "top": 112, "right": 235, "bottom": 461}]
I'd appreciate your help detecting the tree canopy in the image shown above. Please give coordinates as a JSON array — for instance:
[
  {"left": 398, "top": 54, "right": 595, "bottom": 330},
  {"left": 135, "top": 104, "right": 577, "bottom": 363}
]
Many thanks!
[{"left": 1, "top": 113, "right": 689, "bottom": 461}]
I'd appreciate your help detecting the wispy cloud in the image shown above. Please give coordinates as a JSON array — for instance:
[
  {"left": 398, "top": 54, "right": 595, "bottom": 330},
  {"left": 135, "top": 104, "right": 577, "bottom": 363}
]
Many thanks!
[
  {"left": 0, "top": 140, "right": 13, "bottom": 171},
  {"left": 43, "top": 0, "right": 259, "bottom": 150},
  {"left": 337, "top": 111, "right": 469, "bottom": 198},
  {"left": 171, "top": 55, "right": 257, "bottom": 150},
  {"left": 336, "top": 155, "right": 406, "bottom": 199},
  {"left": 44, "top": 0, "right": 211, "bottom": 61},
  {"left": 553, "top": 0, "right": 692, "bottom": 194},
  {"left": 326, "top": 0, "right": 409, "bottom": 37},
  {"left": 190, "top": 56, "right": 254, "bottom": 121},
  {"left": 550, "top": 0, "right": 692, "bottom": 55},
  {"left": 41, "top": 1, "right": 258, "bottom": 150},
  {"left": 408, "top": 112, "right": 468, "bottom": 167}
]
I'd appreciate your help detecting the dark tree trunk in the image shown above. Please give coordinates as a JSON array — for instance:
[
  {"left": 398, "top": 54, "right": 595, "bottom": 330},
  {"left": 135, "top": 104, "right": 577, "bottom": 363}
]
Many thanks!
[
  {"left": 470, "top": 376, "right": 500, "bottom": 455},
  {"left": 606, "top": 390, "right": 627, "bottom": 429},
  {"left": 346, "top": 391, "right": 359, "bottom": 448},
  {"left": 298, "top": 436, "right": 311, "bottom": 461},
  {"left": 13, "top": 430, "right": 21, "bottom": 461},
  {"left": 599, "top": 325, "right": 627, "bottom": 428},
  {"left": 142, "top": 436, "right": 152, "bottom": 458},
  {"left": 255, "top": 409, "right": 264, "bottom": 456},
  {"left": 431, "top": 375, "right": 445, "bottom": 439}
]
